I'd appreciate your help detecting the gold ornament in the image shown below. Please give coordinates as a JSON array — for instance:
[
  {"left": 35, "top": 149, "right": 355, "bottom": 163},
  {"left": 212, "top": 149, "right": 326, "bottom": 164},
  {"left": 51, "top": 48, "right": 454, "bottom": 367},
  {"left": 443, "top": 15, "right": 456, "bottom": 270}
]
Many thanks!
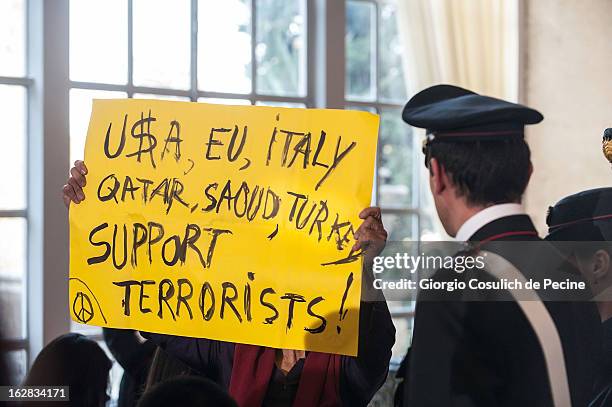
[
  {"left": 603, "top": 128, "right": 612, "bottom": 164},
  {"left": 604, "top": 140, "right": 612, "bottom": 164}
]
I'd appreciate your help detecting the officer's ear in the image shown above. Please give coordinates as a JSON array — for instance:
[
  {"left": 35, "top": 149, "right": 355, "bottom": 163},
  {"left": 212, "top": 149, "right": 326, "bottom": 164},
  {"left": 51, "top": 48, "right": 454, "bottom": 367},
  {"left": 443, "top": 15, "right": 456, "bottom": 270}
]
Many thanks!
[
  {"left": 592, "top": 249, "right": 611, "bottom": 282},
  {"left": 429, "top": 158, "right": 447, "bottom": 195}
]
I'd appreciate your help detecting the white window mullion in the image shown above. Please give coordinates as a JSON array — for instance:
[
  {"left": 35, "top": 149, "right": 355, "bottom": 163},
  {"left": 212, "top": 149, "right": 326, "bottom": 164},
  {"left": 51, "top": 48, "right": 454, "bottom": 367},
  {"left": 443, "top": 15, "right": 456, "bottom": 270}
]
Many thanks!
[{"left": 27, "top": 0, "right": 71, "bottom": 362}]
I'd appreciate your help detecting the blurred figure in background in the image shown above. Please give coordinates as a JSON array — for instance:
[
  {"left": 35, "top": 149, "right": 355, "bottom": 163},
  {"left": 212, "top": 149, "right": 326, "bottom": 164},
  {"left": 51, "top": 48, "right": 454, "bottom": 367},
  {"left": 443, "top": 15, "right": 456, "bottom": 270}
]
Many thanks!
[
  {"left": 138, "top": 376, "right": 237, "bottom": 407},
  {"left": 144, "top": 347, "right": 193, "bottom": 391},
  {"left": 103, "top": 328, "right": 156, "bottom": 407},
  {"left": 0, "top": 326, "right": 11, "bottom": 407},
  {"left": 24, "top": 333, "right": 111, "bottom": 407},
  {"left": 546, "top": 188, "right": 612, "bottom": 407}
]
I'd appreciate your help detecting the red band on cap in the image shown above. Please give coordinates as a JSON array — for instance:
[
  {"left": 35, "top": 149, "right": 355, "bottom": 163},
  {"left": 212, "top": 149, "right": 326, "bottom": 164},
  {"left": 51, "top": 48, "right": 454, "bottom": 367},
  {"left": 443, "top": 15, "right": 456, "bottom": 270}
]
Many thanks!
[
  {"left": 548, "top": 213, "right": 612, "bottom": 230},
  {"left": 433, "top": 130, "right": 524, "bottom": 138}
]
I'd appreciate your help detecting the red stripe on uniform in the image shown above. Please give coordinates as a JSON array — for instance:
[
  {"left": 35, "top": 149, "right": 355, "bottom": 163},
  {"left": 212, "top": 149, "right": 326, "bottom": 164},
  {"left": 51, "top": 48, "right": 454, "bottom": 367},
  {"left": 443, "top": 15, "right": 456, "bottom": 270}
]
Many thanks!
[
  {"left": 548, "top": 213, "right": 612, "bottom": 230},
  {"left": 479, "top": 230, "right": 539, "bottom": 244}
]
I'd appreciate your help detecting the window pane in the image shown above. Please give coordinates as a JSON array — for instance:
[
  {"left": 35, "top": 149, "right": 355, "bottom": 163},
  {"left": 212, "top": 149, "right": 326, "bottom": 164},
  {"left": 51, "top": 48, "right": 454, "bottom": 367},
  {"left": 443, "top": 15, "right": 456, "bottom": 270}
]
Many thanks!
[
  {"left": 70, "top": 89, "right": 127, "bottom": 165},
  {"left": 0, "top": 0, "right": 25, "bottom": 77},
  {"left": 133, "top": 93, "right": 191, "bottom": 102},
  {"left": 70, "top": 321, "right": 102, "bottom": 337},
  {"left": 256, "top": 0, "right": 306, "bottom": 96},
  {"left": 382, "top": 212, "right": 415, "bottom": 242},
  {"left": 255, "top": 101, "right": 305, "bottom": 108},
  {"left": 199, "top": 97, "right": 251, "bottom": 105},
  {"left": 378, "top": 109, "right": 413, "bottom": 208},
  {"left": 0, "top": 218, "right": 26, "bottom": 339},
  {"left": 379, "top": 4, "right": 407, "bottom": 102},
  {"left": 346, "top": 105, "right": 376, "bottom": 113},
  {"left": 345, "top": 1, "right": 375, "bottom": 101},
  {"left": 133, "top": 0, "right": 190, "bottom": 90},
  {"left": 0, "top": 85, "right": 26, "bottom": 210},
  {"left": 419, "top": 197, "right": 445, "bottom": 240},
  {"left": 198, "top": 0, "right": 251, "bottom": 94},
  {"left": 391, "top": 317, "right": 412, "bottom": 362},
  {"left": 70, "top": 0, "right": 128, "bottom": 84},
  {"left": 5, "top": 350, "right": 27, "bottom": 385},
  {"left": 97, "top": 340, "right": 123, "bottom": 403}
]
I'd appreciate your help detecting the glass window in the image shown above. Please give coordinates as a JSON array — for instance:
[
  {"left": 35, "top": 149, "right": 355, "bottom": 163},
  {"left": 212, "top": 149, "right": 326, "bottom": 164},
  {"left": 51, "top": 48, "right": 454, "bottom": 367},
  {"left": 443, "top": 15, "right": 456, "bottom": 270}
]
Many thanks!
[
  {"left": 0, "top": 85, "right": 26, "bottom": 210},
  {"left": 70, "top": 89, "right": 127, "bottom": 165},
  {"left": 198, "top": 0, "right": 252, "bottom": 94},
  {"left": 0, "top": 0, "right": 25, "bottom": 77},
  {"left": 132, "top": 0, "right": 191, "bottom": 90},
  {"left": 133, "top": 93, "right": 191, "bottom": 102},
  {"left": 70, "top": 0, "right": 128, "bottom": 84},
  {"left": 382, "top": 213, "right": 415, "bottom": 242},
  {"left": 391, "top": 317, "right": 413, "bottom": 362},
  {"left": 345, "top": 2, "right": 413, "bottom": 210},
  {"left": 97, "top": 340, "right": 124, "bottom": 402},
  {"left": 67, "top": 0, "right": 310, "bottom": 353},
  {"left": 256, "top": 0, "right": 306, "bottom": 96},
  {"left": 346, "top": 105, "right": 376, "bottom": 113},
  {"left": 378, "top": 109, "right": 413, "bottom": 208},
  {"left": 199, "top": 98, "right": 251, "bottom": 105},
  {"left": 255, "top": 101, "right": 305, "bottom": 108},
  {"left": 345, "top": 1, "right": 375, "bottom": 101},
  {"left": 0, "top": 0, "right": 28, "bottom": 381},
  {"left": 0, "top": 218, "right": 26, "bottom": 339},
  {"left": 345, "top": 0, "right": 418, "bottom": 367},
  {"left": 70, "top": 320, "right": 103, "bottom": 337},
  {"left": 379, "top": 3, "right": 407, "bottom": 103},
  {"left": 5, "top": 350, "right": 27, "bottom": 385}
]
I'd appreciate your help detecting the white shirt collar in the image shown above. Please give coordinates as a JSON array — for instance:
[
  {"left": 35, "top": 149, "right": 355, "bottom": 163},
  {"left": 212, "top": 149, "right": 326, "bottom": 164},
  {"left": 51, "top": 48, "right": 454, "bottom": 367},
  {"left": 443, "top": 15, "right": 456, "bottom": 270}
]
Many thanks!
[{"left": 455, "top": 203, "right": 526, "bottom": 241}]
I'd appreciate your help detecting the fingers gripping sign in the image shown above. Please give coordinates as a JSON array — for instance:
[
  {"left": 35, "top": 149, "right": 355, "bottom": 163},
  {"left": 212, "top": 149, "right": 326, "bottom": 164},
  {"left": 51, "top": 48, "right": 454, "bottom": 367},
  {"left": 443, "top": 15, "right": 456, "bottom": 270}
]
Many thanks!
[
  {"left": 64, "top": 160, "right": 89, "bottom": 208},
  {"left": 353, "top": 207, "right": 387, "bottom": 264}
]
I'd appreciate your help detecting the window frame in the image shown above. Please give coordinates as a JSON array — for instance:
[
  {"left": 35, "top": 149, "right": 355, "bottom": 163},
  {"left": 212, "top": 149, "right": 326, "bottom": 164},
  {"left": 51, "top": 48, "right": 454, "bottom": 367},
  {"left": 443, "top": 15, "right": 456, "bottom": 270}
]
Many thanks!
[
  {"left": 17, "top": 0, "right": 421, "bottom": 377},
  {"left": 66, "top": 0, "right": 315, "bottom": 344},
  {"left": 69, "top": 0, "right": 313, "bottom": 107},
  {"left": 0, "top": 1, "right": 33, "bottom": 376},
  {"left": 344, "top": 0, "right": 419, "bottom": 323}
]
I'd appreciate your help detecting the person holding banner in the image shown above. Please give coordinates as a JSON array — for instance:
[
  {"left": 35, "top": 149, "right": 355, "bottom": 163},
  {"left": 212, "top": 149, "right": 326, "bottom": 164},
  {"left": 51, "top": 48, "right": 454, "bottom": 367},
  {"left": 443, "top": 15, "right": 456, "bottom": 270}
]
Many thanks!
[
  {"left": 396, "top": 85, "right": 601, "bottom": 407},
  {"left": 63, "top": 160, "right": 395, "bottom": 407}
]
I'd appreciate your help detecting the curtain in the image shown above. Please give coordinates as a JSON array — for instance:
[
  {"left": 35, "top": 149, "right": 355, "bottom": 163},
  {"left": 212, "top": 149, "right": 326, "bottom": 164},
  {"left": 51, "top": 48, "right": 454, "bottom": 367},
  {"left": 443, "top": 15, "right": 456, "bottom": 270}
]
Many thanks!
[
  {"left": 396, "top": 0, "right": 519, "bottom": 100},
  {"left": 395, "top": 0, "right": 519, "bottom": 240}
]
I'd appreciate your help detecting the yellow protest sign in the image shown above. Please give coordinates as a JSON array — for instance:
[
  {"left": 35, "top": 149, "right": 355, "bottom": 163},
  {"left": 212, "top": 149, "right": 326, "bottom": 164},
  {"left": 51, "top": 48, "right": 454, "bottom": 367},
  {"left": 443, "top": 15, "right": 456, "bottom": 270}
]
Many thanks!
[{"left": 69, "top": 99, "right": 378, "bottom": 356}]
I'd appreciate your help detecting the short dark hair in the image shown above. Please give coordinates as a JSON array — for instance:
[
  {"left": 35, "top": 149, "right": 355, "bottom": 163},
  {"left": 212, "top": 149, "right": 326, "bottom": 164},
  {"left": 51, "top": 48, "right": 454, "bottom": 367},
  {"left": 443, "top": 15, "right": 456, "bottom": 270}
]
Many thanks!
[
  {"left": 24, "top": 333, "right": 111, "bottom": 407},
  {"left": 424, "top": 139, "right": 531, "bottom": 206}
]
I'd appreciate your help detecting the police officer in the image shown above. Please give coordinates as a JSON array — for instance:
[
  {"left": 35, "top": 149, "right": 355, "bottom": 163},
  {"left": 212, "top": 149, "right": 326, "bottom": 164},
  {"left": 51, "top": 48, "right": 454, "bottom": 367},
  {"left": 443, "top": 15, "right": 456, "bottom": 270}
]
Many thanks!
[
  {"left": 547, "top": 187, "right": 612, "bottom": 406},
  {"left": 396, "top": 85, "right": 601, "bottom": 407}
]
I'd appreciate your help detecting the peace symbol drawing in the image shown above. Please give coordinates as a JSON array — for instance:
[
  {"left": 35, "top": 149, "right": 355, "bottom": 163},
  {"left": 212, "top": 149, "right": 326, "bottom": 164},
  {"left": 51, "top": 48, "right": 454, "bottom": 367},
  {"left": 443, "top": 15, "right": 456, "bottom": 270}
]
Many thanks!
[
  {"left": 69, "top": 278, "right": 107, "bottom": 324},
  {"left": 73, "top": 292, "right": 94, "bottom": 323}
]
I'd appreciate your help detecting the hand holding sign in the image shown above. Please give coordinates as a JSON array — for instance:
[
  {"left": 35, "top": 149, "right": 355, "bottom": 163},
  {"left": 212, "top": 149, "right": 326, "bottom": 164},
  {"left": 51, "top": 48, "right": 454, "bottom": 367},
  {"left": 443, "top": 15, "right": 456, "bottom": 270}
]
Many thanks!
[
  {"left": 68, "top": 99, "right": 379, "bottom": 356},
  {"left": 63, "top": 160, "right": 88, "bottom": 206},
  {"left": 354, "top": 207, "right": 387, "bottom": 264}
]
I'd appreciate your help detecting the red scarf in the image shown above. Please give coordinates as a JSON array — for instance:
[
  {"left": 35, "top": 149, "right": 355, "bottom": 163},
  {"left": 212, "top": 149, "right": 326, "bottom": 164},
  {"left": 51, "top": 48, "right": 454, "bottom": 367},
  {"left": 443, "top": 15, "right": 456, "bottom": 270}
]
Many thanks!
[{"left": 229, "top": 344, "right": 342, "bottom": 407}]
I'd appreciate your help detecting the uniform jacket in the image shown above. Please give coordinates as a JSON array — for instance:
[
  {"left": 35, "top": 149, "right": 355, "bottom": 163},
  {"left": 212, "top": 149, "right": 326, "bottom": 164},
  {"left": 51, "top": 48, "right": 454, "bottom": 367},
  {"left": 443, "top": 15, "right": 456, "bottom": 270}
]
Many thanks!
[{"left": 399, "top": 215, "right": 602, "bottom": 407}]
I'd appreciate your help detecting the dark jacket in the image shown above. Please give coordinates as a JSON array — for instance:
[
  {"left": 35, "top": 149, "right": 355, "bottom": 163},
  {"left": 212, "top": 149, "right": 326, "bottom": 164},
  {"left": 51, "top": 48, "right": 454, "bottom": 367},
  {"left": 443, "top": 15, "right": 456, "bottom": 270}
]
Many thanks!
[
  {"left": 591, "top": 318, "right": 612, "bottom": 407},
  {"left": 103, "top": 328, "right": 156, "bottom": 407},
  {"left": 145, "top": 300, "right": 395, "bottom": 406},
  {"left": 399, "top": 215, "right": 602, "bottom": 407}
]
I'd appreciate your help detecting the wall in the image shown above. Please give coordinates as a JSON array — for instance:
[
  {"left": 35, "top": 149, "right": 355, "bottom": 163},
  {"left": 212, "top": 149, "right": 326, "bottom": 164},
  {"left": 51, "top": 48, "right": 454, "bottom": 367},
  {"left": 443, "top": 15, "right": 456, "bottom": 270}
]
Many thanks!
[{"left": 523, "top": 0, "right": 612, "bottom": 232}]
